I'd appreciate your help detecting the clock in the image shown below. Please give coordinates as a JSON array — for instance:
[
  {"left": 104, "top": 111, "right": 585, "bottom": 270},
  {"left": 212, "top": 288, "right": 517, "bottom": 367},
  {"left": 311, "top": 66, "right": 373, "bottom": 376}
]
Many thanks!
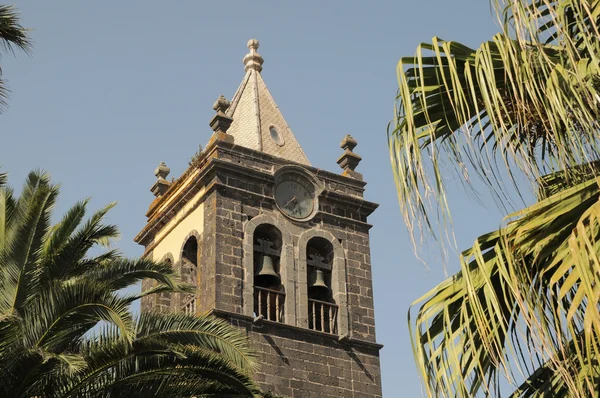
[{"left": 274, "top": 167, "right": 320, "bottom": 221}]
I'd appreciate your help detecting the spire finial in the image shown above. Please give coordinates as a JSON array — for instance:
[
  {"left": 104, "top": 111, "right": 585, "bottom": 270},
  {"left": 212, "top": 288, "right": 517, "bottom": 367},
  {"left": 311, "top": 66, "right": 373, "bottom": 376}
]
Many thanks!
[
  {"left": 213, "top": 95, "right": 230, "bottom": 113},
  {"left": 248, "top": 38, "right": 259, "bottom": 50},
  {"left": 154, "top": 161, "right": 170, "bottom": 180},
  {"left": 209, "top": 94, "right": 233, "bottom": 134},
  {"left": 337, "top": 134, "right": 363, "bottom": 180},
  {"left": 151, "top": 161, "right": 171, "bottom": 197},
  {"left": 207, "top": 94, "right": 234, "bottom": 146},
  {"left": 243, "top": 38, "right": 264, "bottom": 73}
]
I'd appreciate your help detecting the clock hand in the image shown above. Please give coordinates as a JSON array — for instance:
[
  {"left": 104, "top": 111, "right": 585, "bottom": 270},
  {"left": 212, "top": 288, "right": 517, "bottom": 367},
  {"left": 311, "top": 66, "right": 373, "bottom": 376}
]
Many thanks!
[{"left": 283, "top": 196, "right": 298, "bottom": 209}]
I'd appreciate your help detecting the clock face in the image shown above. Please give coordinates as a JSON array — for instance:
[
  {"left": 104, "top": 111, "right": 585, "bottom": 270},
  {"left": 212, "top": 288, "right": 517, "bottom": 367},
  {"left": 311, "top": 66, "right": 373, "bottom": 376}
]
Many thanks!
[{"left": 275, "top": 178, "right": 315, "bottom": 220}]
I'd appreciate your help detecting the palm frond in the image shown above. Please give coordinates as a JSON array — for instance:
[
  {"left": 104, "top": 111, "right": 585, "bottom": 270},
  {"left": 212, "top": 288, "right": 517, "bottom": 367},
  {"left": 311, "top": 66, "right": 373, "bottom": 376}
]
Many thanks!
[
  {"left": 135, "top": 312, "right": 258, "bottom": 372},
  {"left": 391, "top": 0, "right": 600, "bottom": 247},
  {"left": 0, "top": 170, "right": 262, "bottom": 396},
  {"left": 58, "top": 316, "right": 260, "bottom": 398},
  {"left": 31, "top": 280, "right": 135, "bottom": 351},
  {"left": 83, "top": 257, "right": 180, "bottom": 291},
  {"left": 122, "top": 283, "right": 194, "bottom": 306},
  {"left": 0, "top": 183, "right": 16, "bottom": 259},
  {"left": 393, "top": 1, "right": 600, "bottom": 397},
  {"left": 78, "top": 348, "right": 259, "bottom": 398},
  {"left": 0, "top": 5, "right": 31, "bottom": 112},
  {"left": 7, "top": 171, "right": 58, "bottom": 313},
  {"left": 0, "top": 5, "right": 31, "bottom": 55},
  {"left": 41, "top": 199, "right": 89, "bottom": 275},
  {"left": 411, "top": 175, "right": 600, "bottom": 396},
  {"left": 508, "top": 336, "right": 600, "bottom": 397},
  {"left": 46, "top": 202, "right": 118, "bottom": 282}
]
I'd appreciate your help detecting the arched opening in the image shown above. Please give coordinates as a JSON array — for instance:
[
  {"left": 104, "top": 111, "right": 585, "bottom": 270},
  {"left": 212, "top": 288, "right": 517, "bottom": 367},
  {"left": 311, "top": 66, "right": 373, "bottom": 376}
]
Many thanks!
[
  {"left": 306, "top": 237, "right": 336, "bottom": 333},
  {"left": 181, "top": 236, "right": 198, "bottom": 315},
  {"left": 253, "top": 224, "right": 285, "bottom": 322}
]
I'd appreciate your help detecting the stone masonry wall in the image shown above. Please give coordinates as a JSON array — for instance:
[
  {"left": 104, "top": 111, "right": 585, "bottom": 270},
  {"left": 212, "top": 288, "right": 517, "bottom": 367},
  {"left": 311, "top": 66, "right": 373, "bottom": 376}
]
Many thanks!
[
  {"left": 207, "top": 173, "right": 378, "bottom": 341},
  {"left": 321, "top": 218, "right": 377, "bottom": 342},
  {"left": 224, "top": 316, "right": 382, "bottom": 398},
  {"left": 206, "top": 169, "right": 381, "bottom": 396},
  {"left": 139, "top": 141, "right": 382, "bottom": 397}
]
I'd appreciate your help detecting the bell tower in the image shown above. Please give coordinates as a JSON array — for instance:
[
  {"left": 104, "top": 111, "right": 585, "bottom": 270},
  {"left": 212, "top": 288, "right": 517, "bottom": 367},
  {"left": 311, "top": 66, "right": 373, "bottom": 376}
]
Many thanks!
[{"left": 136, "top": 40, "right": 383, "bottom": 397}]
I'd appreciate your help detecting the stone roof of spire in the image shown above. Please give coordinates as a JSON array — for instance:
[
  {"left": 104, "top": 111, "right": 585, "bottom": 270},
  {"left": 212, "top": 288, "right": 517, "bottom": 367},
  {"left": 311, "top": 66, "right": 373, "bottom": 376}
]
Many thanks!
[{"left": 225, "top": 39, "right": 310, "bottom": 165}]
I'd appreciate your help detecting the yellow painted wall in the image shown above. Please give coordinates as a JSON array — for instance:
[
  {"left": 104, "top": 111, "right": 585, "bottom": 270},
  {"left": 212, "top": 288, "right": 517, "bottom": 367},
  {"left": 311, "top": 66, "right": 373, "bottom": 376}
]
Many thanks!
[{"left": 151, "top": 187, "right": 206, "bottom": 263}]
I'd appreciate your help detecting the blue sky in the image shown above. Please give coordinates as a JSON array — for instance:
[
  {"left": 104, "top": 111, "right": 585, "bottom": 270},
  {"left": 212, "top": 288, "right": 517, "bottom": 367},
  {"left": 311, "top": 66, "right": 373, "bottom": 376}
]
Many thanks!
[{"left": 1, "top": 1, "right": 509, "bottom": 396}]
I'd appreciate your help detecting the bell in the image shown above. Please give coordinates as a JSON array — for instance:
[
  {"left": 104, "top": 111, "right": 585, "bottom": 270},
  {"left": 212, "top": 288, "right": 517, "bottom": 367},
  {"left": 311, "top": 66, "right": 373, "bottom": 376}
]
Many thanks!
[
  {"left": 308, "top": 268, "right": 329, "bottom": 294},
  {"left": 255, "top": 254, "right": 280, "bottom": 287}
]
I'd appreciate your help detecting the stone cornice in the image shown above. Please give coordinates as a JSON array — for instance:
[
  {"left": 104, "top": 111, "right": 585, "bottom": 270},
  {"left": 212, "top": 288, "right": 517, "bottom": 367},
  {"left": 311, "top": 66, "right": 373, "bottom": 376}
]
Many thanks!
[
  {"left": 321, "top": 190, "right": 378, "bottom": 215},
  {"left": 210, "top": 139, "right": 368, "bottom": 194},
  {"left": 138, "top": 177, "right": 376, "bottom": 251},
  {"left": 135, "top": 139, "right": 378, "bottom": 247},
  {"left": 210, "top": 309, "right": 384, "bottom": 352}
]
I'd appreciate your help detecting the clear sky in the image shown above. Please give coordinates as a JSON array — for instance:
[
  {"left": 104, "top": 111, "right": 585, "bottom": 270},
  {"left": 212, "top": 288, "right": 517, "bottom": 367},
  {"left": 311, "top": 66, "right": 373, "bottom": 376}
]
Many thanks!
[{"left": 1, "top": 1, "right": 508, "bottom": 396}]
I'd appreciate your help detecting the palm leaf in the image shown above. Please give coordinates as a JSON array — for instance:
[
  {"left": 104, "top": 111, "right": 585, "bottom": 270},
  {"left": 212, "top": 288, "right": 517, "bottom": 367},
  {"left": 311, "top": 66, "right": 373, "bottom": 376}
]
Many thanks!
[
  {"left": 396, "top": 2, "right": 600, "bottom": 395},
  {"left": 391, "top": 0, "right": 600, "bottom": 246},
  {"left": 45, "top": 202, "right": 118, "bottom": 282},
  {"left": 6, "top": 171, "right": 58, "bottom": 313},
  {"left": 41, "top": 199, "right": 89, "bottom": 275},
  {"left": 411, "top": 176, "right": 600, "bottom": 396},
  {"left": 0, "top": 183, "right": 16, "bottom": 261},
  {"left": 83, "top": 257, "right": 180, "bottom": 291},
  {"left": 0, "top": 171, "right": 262, "bottom": 397},
  {"left": 31, "top": 280, "right": 135, "bottom": 351},
  {"left": 0, "top": 4, "right": 31, "bottom": 111},
  {"left": 0, "top": 5, "right": 31, "bottom": 55},
  {"left": 134, "top": 312, "right": 258, "bottom": 372},
  {"left": 508, "top": 335, "right": 600, "bottom": 397},
  {"left": 58, "top": 314, "right": 260, "bottom": 398}
]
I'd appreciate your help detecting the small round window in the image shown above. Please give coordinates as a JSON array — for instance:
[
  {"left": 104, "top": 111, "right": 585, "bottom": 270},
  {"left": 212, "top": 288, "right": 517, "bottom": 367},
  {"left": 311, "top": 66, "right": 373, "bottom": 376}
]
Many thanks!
[{"left": 269, "top": 126, "right": 285, "bottom": 146}]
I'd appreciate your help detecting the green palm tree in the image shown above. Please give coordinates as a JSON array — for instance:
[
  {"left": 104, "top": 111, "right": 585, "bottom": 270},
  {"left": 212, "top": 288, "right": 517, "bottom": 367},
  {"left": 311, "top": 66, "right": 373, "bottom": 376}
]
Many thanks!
[
  {"left": 0, "top": 171, "right": 261, "bottom": 397},
  {"left": 0, "top": 4, "right": 31, "bottom": 110},
  {"left": 391, "top": 0, "right": 600, "bottom": 396}
]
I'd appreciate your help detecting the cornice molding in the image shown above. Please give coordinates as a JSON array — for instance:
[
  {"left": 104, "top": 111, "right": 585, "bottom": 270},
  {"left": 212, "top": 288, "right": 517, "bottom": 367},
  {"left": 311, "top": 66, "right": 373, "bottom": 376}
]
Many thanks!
[{"left": 210, "top": 309, "right": 384, "bottom": 352}]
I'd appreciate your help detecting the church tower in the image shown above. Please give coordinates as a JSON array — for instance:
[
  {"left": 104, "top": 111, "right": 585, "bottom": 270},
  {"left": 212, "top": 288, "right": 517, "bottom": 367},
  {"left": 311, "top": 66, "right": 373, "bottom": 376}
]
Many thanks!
[{"left": 136, "top": 40, "right": 382, "bottom": 397}]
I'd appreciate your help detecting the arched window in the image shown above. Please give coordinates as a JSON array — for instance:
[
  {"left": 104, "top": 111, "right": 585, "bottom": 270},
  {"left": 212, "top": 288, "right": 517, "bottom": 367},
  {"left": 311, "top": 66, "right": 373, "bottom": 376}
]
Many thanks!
[
  {"left": 243, "top": 215, "right": 295, "bottom": 325},
  {"left": 253, "top": 224, "right": 285, "bottom": 323},
  {"left": 306, "top": 237, "right": 336, "bottom": 333},
  {"left": 181, "top": 236, "right": 198, "bottom": 315}
]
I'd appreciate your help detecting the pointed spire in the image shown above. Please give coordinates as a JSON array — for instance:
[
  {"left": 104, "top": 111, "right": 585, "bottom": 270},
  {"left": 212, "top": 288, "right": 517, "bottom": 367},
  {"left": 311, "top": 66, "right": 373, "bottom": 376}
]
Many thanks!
[
  {"left": 225, "top": 39, "right": 310, "bottom": 165},
  {"left": 243, "top": 39, "right": 264, "bottom": 72}
]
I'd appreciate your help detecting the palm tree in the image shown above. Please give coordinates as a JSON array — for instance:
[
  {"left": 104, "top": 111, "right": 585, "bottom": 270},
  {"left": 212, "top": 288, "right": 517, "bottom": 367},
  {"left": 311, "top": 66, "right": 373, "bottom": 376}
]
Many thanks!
[
  {"left": 0, "top": 171, "right": 262, "bottom": 397},
  {"left": 0, "top": 4, "right": 31, "bottom": 110},
  {"left": 391, "top": 0, "right": 600, "bottom": 396}
]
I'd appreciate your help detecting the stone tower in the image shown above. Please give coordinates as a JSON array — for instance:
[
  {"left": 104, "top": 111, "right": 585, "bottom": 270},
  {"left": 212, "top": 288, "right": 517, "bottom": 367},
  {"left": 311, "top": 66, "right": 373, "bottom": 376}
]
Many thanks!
[{"left": 136, "top": 40, "right": 382, "bottom": 397}]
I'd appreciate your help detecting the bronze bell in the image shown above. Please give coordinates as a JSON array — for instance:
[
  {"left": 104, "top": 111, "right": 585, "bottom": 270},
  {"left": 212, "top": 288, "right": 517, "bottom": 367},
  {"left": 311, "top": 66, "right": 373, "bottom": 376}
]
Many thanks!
[
  {"left": 308, "top": 268, "right": 329, "bottom": 294},
  {"left": 255, "top": 254, "right": 280, "bottom": 287}
]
